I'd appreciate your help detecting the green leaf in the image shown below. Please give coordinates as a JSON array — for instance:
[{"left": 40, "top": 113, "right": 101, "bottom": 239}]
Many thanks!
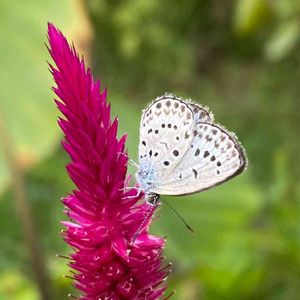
[
  {"left": 0, "top": 270, "right": 39, "bottom": 300},
  {"left": 233, "top": 0, "right": 273, "bottom": 36},
  {"left": 264, "top": 20, "right": 300, "bottom": 61},
  {"left": 0, "top": 1, "right": 84, "bottom": 194}
]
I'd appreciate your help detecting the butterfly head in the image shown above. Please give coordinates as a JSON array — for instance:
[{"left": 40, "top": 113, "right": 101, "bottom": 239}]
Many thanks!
[{"left": 145, "top": 193, "right": 160, "bottom": 206}]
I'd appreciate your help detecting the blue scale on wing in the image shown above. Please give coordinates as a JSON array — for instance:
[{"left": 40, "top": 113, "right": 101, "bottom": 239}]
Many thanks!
[{"left": 138, "top": 97, "right": 195, "bottom": 187}]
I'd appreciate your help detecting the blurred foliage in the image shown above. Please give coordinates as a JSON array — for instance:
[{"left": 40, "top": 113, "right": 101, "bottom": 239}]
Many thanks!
[
  {"left": 1, "top": 0, "right": 300, "bottom": 299},
  {"left": 0, "top": 0, "right": 86, "bottom": 193}
]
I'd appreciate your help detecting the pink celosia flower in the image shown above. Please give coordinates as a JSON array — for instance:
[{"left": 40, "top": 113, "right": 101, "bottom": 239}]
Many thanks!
[{"left": 47, "top": 23, "right": 170, "bottom": 299}]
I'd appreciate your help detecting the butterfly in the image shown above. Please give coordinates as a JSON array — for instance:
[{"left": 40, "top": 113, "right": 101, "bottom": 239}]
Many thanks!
[{"left": 136, "top": 94, "right": 247, "bottom": 206}]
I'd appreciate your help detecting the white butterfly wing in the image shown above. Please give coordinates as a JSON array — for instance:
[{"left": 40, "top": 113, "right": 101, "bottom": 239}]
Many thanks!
[
  {"left": 155, "top": 94, "right": 214, "bottom": 123},
  {"left": 187, "top": 102, "right": 214, "bottom": 123},
  {"left": 138, "top": 97, "right": 194, "bottom": 181},
  {"left": 152, "top": 122, "right": 247, "bottom": 195}
]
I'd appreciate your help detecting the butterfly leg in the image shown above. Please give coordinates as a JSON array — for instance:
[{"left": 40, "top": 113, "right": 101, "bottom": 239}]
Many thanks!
[
  {"left": 121, "top": 187, "right": 143, "bottom": 200},
  {"left": 128, "top": 158, "right": 139, "bottom": 168},
  {"left": 116, "top": 152, "right": 139, "bottom": 169},
  {"left": 118, "top": 186, "right": 140, "bottom": 192}
]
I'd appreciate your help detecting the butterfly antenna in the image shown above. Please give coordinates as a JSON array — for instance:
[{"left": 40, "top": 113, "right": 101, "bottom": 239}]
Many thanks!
[
  {"left": 162, "top": 199, "right": 194, "bottom": 233},
  {"left": 131, "top": 204, "right": 157, "bottom": 244}
]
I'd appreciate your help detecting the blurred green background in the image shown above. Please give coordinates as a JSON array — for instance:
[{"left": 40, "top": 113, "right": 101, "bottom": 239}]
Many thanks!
[{"left": 1, "top": 0, "right": 300, "bottom": 299}]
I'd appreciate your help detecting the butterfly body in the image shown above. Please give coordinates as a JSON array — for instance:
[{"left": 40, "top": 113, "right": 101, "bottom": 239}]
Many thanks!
[
  {"left": 136, "top": 94, "right": 247, "bottom": 201},
  {"left": 137, "top": 159, "right": 159, "bottom": 193}
]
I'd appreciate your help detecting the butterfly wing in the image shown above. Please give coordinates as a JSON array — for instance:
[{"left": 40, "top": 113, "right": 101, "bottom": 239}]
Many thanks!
[
  {"left": 155, "top": 94, "right": 214, "bottom": 123},
  {"left": 187, "top": 102, "right": 214, "bottom": 123},
  {"left": 138, "top": 96, "right": 194, "bottom": 181},
  {"left": 152, "top": 122, "right": 247, "bottom": 195}
]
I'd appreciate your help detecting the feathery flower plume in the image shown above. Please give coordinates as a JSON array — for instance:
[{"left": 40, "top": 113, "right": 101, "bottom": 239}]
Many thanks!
[{"left": 47, "top": 23, "right": 169, "bottom": 299}]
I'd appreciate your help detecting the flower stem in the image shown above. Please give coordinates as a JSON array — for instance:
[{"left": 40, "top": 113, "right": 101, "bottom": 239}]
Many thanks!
[{"left": 0, "top": 110, "right": 53, "bottom": 300}]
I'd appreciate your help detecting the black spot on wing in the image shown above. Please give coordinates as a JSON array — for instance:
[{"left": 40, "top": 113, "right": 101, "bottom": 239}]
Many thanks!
[{"left": 192, "top": 169, "right": 198, "bottom": 178}]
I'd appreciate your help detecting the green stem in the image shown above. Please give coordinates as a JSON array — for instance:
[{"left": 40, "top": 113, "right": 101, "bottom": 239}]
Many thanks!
[{"left": 0, "top": 111, "right": 53, "bottom": 300}]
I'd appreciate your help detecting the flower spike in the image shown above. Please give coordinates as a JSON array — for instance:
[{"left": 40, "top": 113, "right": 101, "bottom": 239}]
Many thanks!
[{"left": 47, "top": 23, "right": 169, "bottom": 299}]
